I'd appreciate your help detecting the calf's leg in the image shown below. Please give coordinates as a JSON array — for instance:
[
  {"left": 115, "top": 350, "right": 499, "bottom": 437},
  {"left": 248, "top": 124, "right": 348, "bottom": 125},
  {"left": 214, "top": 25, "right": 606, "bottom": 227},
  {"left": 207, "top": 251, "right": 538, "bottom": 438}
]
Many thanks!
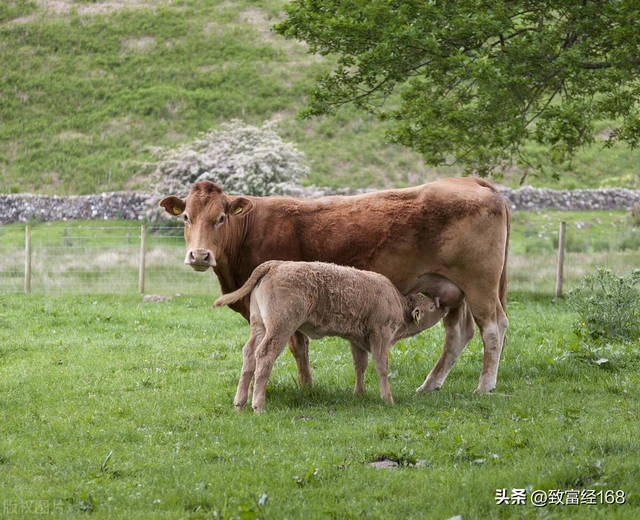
[
  {"left": 252, "top": 333, "right": 290, "bottom": 413},
  {"left": 350, "top": 342, "right": 368, "bottom": 395},
  {"left": 416, "top": 303, "right": 475, "bottom": 393},
  {"left": 234, "top": 325, "right": 264, "bottom": 411},
  {"left": 288, "top": 331, "right": 313, "bottom": 387},
  {"left": 369, "top": 334, "right": 393, "bottom": 403}
]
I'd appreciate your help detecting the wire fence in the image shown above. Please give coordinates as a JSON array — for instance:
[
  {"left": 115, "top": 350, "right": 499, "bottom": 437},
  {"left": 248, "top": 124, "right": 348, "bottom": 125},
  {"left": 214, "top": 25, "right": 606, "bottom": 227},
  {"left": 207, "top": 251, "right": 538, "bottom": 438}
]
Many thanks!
[
  {"left": 0, "top": 224, "right": 217, "bottom": 295},
  {"left": 1, "top": 219, "right": 639, "bottom": 296}
]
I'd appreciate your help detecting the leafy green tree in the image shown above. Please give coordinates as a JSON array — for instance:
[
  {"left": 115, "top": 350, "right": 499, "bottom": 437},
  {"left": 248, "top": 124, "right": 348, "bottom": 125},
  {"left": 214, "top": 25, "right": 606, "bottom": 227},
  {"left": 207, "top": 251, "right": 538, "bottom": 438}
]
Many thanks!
[{"left": 276, "top": 1, "right": 640, "bottom": 178}]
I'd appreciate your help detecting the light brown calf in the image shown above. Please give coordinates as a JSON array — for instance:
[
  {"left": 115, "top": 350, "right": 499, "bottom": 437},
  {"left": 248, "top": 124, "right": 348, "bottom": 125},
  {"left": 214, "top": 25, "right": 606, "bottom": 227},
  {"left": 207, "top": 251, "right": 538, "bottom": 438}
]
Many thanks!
[{"left": 214, "top": 261, "right": 447, "bottom": 412}]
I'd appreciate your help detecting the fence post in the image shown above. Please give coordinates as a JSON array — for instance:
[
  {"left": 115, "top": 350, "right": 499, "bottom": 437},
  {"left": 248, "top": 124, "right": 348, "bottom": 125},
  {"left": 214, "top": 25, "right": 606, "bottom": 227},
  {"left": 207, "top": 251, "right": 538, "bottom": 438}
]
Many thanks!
[
  {"left": 555, "top": 221, "right": 566, "bottom": 299},
  {"left": 24, "top": 224, "right": 32, "bottom": 294},
  {"left": 138, "top": 225, "right": 146, "bottom": 294}
]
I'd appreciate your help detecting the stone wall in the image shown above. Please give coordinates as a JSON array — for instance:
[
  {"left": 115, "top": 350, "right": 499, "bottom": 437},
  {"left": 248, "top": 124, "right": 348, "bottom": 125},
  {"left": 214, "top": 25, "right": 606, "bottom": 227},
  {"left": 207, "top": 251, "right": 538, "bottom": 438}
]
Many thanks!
[
  {"left": 1, "top": 186, "right": 639, "bottom": 224},
  {"left": 496, "top": 186, "right": 640, "bottom": 211},
  {"left": 0, "top": 192, "right": 151, "bottom": 225}
]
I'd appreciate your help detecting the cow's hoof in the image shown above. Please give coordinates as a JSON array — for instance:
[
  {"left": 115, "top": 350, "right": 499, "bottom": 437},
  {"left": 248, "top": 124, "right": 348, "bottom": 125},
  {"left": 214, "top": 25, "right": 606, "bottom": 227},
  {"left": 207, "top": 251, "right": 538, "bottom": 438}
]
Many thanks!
[
  {"left": 473, "top": 386, "right": 495, "bottom": 394},
  {"left": 298, "top": 376, "right": 314, "bottom": 388},
  {"left": 234, "top": 403, "right": 246, "bottom": 412},
  {"left": 252, "top": 405, "right": 265, "bottom": 414},
  {"left": 415, "top": 384, "right": 440, "bottom": 394}
]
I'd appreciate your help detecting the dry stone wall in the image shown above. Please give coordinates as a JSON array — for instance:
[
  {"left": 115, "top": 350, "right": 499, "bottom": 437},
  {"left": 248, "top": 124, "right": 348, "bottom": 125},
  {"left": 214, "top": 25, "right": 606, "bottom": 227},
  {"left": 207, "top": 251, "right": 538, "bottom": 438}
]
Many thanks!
[
  {"left": 0, "top": 192, "right": 151, "bottom": 225},
  {"left": 1, "top": 186, "right": 639, "bottom": 224}
]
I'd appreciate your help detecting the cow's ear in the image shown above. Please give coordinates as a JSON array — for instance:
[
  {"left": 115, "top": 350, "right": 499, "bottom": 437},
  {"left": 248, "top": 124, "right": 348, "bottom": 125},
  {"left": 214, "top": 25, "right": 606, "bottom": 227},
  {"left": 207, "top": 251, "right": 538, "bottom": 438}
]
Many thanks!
[
  {"left": 159, "top": 196, "right": 186, "bottom": 216},
  {"left": 228, "top": 197, "right": 254, "bottom": 217},
  {"left": 411, "top": 307, "right": 423, "bottom": 324}
]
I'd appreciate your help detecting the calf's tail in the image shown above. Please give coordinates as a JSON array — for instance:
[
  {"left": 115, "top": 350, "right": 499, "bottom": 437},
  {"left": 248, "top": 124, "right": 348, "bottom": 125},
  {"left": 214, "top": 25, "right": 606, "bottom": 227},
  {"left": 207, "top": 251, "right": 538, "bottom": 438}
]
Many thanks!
[{"left": 213, "top": 260, "right": 282, "bottom": 307}]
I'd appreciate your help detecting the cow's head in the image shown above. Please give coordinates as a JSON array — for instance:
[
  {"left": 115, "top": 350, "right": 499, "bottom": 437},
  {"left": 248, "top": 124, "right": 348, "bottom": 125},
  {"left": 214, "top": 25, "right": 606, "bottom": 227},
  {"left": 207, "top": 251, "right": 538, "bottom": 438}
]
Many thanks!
[{"left": 159, "top": 181, "right": 254, "bottom": 271}]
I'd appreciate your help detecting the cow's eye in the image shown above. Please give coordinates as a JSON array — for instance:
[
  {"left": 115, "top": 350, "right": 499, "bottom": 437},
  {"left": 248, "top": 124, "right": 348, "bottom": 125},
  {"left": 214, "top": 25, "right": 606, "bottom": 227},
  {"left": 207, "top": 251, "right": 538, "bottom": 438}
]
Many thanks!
[
  {"left": 218, "top": 214, "right": 226, "bottom": 225},
  {"left": 183, "top": 214, "right": 190, "bottom": 225}
]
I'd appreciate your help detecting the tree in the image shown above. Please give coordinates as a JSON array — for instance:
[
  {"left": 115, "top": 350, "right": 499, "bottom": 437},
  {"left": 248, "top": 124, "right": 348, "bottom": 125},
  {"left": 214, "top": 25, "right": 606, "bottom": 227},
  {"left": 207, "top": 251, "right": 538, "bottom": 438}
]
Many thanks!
[
  {"left": 151, "top": 119, "right": 308, "bottom": 198},
  {"left": 276, "top": 1, "right": 640, "bottom": 178}
]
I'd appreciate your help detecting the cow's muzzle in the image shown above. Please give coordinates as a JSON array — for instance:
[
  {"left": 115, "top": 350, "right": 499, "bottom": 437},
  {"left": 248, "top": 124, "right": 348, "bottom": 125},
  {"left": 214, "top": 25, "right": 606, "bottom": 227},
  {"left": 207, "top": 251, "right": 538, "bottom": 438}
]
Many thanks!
[{"left": 185, "top": 249, "right": 215, "bottom": 271}]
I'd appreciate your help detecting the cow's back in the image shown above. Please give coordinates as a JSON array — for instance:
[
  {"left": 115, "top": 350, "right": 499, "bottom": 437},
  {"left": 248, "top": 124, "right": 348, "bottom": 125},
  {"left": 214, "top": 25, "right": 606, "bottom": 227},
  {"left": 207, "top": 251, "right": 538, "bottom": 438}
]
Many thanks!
[{"left": 223, "top": 178, "right": 508, "bottom": 314}]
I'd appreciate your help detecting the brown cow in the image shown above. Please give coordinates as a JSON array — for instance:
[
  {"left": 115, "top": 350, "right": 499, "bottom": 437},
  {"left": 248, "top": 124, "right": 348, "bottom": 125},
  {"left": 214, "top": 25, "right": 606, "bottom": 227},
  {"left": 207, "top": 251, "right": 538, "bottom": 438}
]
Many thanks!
[
  {"left": 213, "top": 260, "right": 447, "bottom": 412},
  {"left": 160, "top": 177, "right": 510, "bottom": 393}
]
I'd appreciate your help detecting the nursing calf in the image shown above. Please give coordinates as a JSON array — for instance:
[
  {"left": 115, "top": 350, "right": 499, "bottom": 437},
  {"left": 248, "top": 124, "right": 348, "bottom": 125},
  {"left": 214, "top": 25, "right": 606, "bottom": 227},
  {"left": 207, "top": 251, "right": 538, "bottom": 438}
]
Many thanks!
[{"left": 214, "top": 261, "right": 447, "bottom": 413}]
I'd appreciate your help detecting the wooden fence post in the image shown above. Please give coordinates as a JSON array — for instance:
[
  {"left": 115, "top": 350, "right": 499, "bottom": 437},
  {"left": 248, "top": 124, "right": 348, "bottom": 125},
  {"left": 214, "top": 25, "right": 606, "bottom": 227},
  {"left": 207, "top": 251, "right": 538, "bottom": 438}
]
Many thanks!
[
  {"left": 24, "top": 224, "right": 32, "bottom": 295},
  {"left": 555, "top": 221, "right": 566, "bottom": 299},
  {"left": 138, "top": 225, "right": 146, "bottom": 294}
]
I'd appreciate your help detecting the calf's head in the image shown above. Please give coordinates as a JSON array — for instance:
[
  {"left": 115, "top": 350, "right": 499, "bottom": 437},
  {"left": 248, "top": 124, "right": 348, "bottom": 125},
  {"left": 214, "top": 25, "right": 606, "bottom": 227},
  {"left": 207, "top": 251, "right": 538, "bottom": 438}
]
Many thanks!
[
  {"left": 159, "top": 181, "right": 253, "bottom": 271},
  {"left": 405, "top": 294, "right": 447, "bottom": 334}
]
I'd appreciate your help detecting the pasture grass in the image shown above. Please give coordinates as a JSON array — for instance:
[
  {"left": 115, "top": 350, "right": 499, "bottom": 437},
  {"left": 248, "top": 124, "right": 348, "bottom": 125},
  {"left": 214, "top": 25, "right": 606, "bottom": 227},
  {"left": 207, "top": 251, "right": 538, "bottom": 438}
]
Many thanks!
[
  {"left": 0, "top": 292, "right": 639, "bottom": 519},
  {"left": 1, "top": 1, "right": 639, "bottom": 194}
]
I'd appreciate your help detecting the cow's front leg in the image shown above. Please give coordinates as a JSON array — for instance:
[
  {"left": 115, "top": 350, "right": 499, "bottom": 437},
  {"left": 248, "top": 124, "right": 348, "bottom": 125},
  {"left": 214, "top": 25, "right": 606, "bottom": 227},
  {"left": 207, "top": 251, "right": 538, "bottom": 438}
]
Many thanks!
[
  {"left": 417, "top": 302, "right": 475, "bottom": 393},
  {"left": 288, "top": 331, "right": 313, "bottom": 387}
]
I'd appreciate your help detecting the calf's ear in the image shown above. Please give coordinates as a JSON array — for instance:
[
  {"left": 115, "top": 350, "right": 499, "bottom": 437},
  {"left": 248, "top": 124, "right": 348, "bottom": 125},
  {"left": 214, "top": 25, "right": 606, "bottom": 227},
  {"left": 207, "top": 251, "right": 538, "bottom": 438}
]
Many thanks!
[
  {"left": 228, "top": 197, "right": 254, "bottom": 217},
  {"left": 159, "top": 196, "right": 186, "bottom": 216},
  {"left": 411, "top": 307, "right": 423, "bottom": 324}
]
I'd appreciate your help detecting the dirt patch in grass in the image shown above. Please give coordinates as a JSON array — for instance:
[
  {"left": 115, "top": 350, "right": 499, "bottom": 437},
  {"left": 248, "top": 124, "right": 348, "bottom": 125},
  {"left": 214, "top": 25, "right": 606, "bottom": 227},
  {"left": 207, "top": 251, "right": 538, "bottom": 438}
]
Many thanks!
[
  {"left": 36, "top": 0, "right": 163, "bottom": 16},
  {"left": 143, "top": 294, "right": 172, "bottom": 303},
  {"left": 121, "top": 36, "right": 157, "bottom": 54},
  {"left": 368, "top": 459, "right": 399, "bottom": 469}
]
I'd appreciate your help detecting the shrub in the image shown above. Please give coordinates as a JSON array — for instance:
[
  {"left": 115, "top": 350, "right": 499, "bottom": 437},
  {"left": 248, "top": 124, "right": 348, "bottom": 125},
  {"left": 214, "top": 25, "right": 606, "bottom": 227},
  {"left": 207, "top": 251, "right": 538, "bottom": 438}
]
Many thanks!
[
  {"left": 150, "top": 119, "right": 308, "bottom": 198},
  {"left": 568, "top": 267, "right": 640, "bottom": 344}
]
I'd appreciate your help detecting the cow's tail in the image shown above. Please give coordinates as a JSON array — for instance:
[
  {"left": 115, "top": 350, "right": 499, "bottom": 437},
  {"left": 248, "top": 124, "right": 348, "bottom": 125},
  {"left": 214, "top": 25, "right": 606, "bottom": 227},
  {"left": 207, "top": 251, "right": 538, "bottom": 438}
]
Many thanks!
[
  {"left": 213, "top": 261, "right": 281, "bottom": 308},
  {"left": 499, "top": 204, "right": 510, "bottom": 311}
]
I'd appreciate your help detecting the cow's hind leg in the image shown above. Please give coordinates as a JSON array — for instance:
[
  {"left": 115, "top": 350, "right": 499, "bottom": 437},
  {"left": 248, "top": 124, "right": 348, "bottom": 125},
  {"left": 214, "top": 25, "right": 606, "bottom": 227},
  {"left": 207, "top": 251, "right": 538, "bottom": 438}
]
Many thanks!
[
  {"left": 288, "top": 331, "right": 313, "bottom": 387},
  {"left": 252, "top": 333, "right": 290, "bottom": 413},
  {"left": 470, "top": 298, "right": 509, "bottom": 393},
  {"left": 416, "top": 302, "right": 475, "bottom": 393},
  {"left": 234, "top": 324, "right": 264, "bottom": 411}
]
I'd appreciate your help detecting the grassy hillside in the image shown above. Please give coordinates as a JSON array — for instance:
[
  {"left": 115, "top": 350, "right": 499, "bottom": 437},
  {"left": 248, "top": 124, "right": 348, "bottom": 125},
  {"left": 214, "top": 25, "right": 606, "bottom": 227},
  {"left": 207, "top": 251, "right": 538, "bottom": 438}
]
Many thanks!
[{"left": 1, "top": 0, "right": 639, "bottom": 195}]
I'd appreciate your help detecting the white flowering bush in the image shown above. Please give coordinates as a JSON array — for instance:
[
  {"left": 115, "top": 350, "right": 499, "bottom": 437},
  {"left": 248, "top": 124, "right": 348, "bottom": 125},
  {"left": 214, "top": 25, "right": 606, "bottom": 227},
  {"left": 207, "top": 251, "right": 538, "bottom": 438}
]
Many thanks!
[{"left": 151, "top": 119, "right": 308, "bottom": 198}]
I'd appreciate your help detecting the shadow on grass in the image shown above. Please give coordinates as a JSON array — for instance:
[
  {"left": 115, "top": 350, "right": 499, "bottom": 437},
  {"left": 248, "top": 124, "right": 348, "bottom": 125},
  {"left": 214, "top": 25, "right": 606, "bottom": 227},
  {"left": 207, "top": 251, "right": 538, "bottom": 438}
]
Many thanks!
[{"left": 259, "top": 381, "right": 378, "bottom": 412}]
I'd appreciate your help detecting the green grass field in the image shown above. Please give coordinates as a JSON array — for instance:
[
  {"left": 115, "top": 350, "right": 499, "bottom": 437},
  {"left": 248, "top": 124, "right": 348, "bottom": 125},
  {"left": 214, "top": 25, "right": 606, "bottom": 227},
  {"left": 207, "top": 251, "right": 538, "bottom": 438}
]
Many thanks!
[
  {"left": 1, "top": 0, "right": 639, "bottom": 194},
  {"left": 0, "top": 292, "right": 639, "bottom": 519}
]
